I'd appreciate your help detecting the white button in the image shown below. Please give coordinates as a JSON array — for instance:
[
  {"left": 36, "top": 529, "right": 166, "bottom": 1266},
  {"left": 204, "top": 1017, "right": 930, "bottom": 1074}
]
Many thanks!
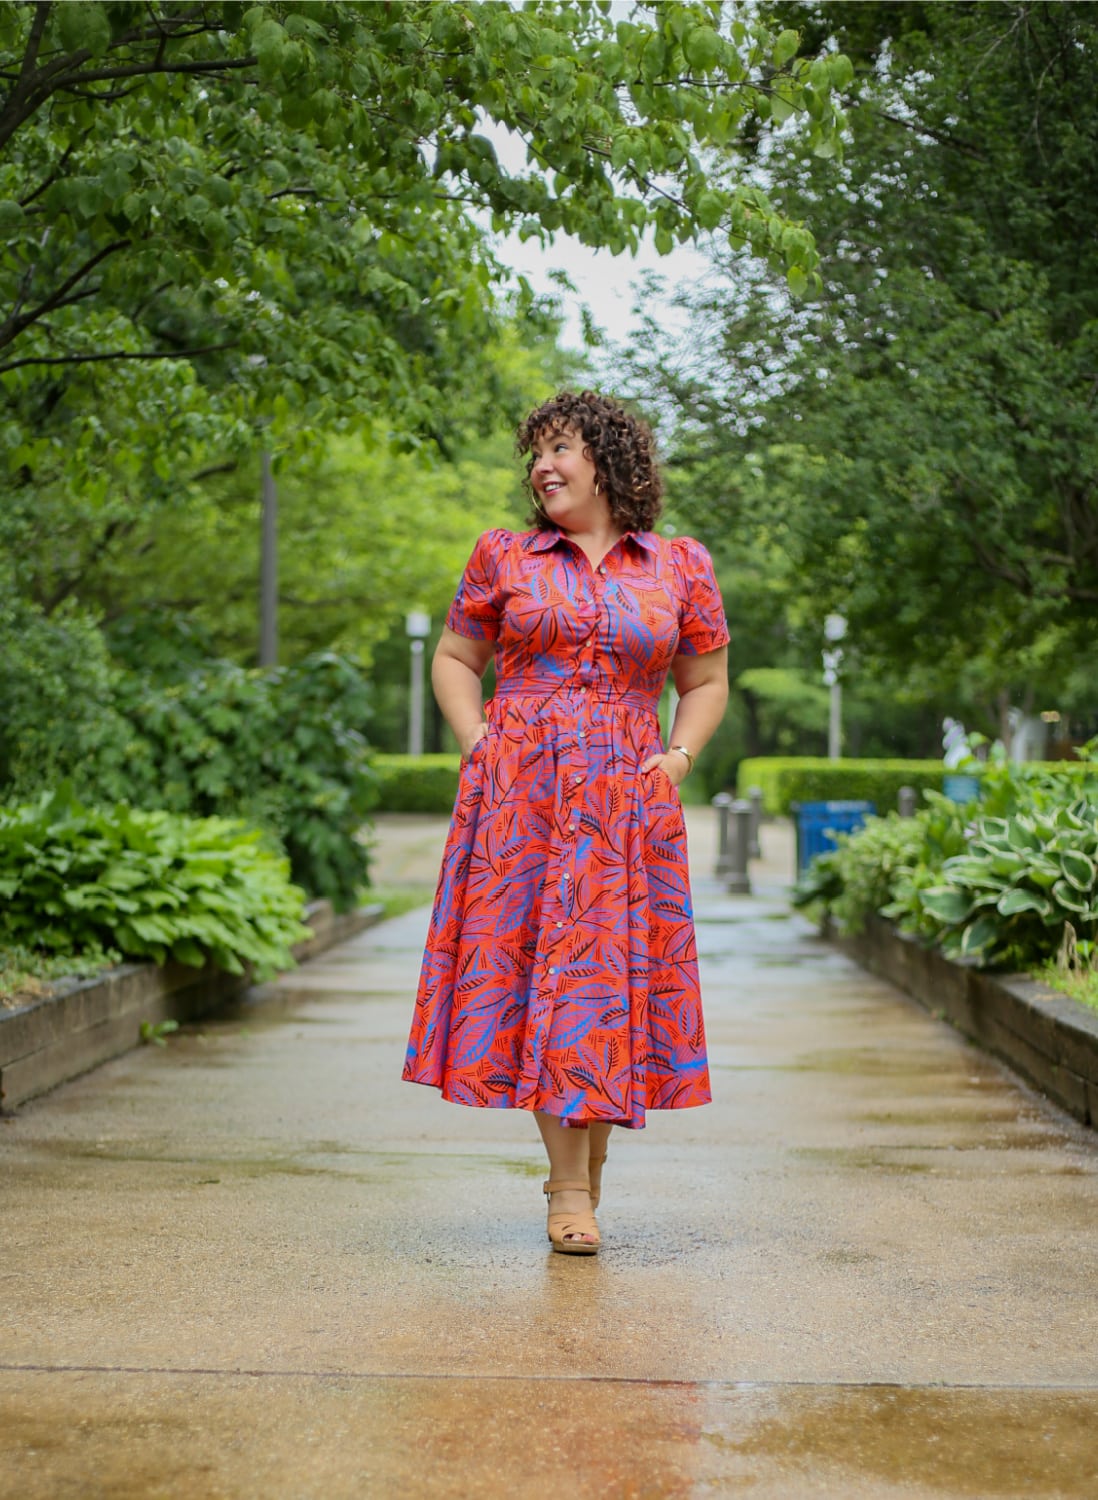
[
  {"left": 574, "top": 774, "right": 584, "bottom": 783},
  {"left": 569, "top": 823, "right": 577, "bottom": 832},
  {"left": 562, "top": 874, "right": 571, "bottom": 883},
  {"left": 549, "top": 966, "right": 557, "bottom": 974},
  {"left": 556, "top": 921, "right": 563, "bottom": 928},
  {"left": 598, "top": 565, "right": 606, "bottom": 574}
]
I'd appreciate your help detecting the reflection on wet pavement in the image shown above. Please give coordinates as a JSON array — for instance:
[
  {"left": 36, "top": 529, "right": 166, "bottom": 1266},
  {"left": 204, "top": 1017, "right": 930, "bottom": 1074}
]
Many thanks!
[{"left": 2, "top": 815, "right": 1097, "bottom": 1498}]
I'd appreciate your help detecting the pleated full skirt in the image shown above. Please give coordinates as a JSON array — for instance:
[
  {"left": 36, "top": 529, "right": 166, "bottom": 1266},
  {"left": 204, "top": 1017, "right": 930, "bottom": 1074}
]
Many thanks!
[{"left": 401, "top": 691, "right": 711, "bottom": 1129}]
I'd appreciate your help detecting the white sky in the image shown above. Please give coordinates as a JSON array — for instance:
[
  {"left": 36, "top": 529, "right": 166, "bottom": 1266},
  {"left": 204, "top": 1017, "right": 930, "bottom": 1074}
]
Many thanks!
[
  {"left": 482, "top": 120, "right": 711, "bottom": 358},
  {"left": 493, "top": 225, "right": 710, "bottom": 354}
]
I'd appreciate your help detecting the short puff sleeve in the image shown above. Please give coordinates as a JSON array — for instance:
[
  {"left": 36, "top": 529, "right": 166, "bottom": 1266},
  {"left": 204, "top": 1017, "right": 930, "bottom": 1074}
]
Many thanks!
[
  {"left": 445, "top": 528, "right": 512, "bottom": 641},
  {"left": 672, "top": 536, "right": 730, "bottom": 656}
]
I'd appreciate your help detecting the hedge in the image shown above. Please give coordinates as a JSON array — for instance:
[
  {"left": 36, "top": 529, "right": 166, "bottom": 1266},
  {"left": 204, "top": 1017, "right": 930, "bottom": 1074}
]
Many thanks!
[
  {"left": 736, "top": 758, "right": 945, "bottom": 816},
  {"left": 737, "top": 757, "right": 1090, "bottom": 816},
  {"left": 372, "top": 754, "right": 461, "bottom": 813}
]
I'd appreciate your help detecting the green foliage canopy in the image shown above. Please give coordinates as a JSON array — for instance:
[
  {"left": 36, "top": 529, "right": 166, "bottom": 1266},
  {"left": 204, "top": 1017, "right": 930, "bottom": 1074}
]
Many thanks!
[
  {"left": 0, "top": 0, "right": 845, "bottom": 495},
  {"left": 626, "top": 0, "right": 1098, "bottom": 728}
]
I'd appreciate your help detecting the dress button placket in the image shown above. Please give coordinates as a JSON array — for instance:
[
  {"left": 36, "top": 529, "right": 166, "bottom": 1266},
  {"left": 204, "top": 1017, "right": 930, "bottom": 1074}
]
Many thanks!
[{"left": 552, "top": 552, "right": 595, "bottom": 998}]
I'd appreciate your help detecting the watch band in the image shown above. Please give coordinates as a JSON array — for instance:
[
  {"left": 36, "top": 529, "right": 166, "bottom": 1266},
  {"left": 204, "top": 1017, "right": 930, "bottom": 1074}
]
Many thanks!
[{"left": 669, "top": 745, "right": 695, "bottom": 773}]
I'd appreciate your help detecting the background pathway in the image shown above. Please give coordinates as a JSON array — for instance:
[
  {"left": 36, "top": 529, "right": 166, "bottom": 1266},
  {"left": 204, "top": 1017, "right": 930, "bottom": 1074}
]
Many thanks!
[{"left": 2, "top": 813, "right": 1097, "bottom": 1498}]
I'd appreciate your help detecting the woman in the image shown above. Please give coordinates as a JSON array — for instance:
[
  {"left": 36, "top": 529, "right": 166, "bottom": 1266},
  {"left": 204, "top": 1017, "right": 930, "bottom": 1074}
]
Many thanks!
[{"left": 402, "top": 390, "right": 729, "bottom": 1254}]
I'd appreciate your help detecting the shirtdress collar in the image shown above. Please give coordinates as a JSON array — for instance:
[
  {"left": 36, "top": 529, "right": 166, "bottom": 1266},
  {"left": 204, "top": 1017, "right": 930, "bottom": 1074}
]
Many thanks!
[{"left": 524, "top": 527, "right": 659, "bottom": 563}]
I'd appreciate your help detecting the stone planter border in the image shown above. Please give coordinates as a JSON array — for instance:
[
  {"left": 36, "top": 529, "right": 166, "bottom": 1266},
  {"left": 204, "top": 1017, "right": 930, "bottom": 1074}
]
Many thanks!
[
  {"left": 834, "top": 913, "right": 1098, "bottom": 1129},
  {"left": 0, "top": 899, "right": 383, "bottom": 1113}
]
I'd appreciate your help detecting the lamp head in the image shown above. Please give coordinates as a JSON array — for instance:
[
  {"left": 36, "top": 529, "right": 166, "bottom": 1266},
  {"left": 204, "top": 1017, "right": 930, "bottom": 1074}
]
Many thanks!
[{"left": 824, "top": 613, "right": 847, "bottom": 643}]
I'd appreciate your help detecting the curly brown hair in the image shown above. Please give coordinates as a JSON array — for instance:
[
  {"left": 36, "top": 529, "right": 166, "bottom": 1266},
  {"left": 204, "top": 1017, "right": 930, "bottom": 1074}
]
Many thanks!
[{"left": 516, "top": 390, "right": 663, "bottom": 532}]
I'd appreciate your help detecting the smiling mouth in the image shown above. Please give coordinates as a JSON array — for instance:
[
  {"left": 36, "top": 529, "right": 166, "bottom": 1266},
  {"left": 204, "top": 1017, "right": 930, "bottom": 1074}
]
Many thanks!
[{"left": 541, "top": 482, "right": 564, "bottom": 496}]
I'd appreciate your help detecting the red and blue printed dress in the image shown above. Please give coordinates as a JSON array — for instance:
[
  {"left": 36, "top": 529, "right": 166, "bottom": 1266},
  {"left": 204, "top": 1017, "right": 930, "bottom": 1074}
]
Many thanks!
[{"left": 402, "top": 526, "right": 729, "bottom": 1129}]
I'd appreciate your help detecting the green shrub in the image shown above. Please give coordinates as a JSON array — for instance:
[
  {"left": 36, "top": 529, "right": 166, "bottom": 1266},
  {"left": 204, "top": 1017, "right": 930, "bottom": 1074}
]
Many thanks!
[
  {"left": 794, "top": 791, "right": 969, "bottom": 933},
  {"left": 96, "top": 653, "right": 377, "bottom": 910},
  {"left": 0, "top": 591, "right": 129, "bottom": 801},
  {"left": 372, "top": 754, "right": 461, "bottom": 813},
  {"left": 738, "top": 756, "right": 1092, "bottom": 817},
  {"left": 0, "top": 787, "right": 310, "bottom": 979},
  {"left": 737, "top": 757, "right": 948, "bottom": 815},
  {"left": 885, "top": 802, "right": 1098, "bottom": 968},
  {"left": 795, "top": 754, "right": 1098, "bottom": 974},
  {"left": 964, "top": 754, "right": 1095, "bottom": 817},
  {"left": 1, "top": 624, "right": 377, "bottom": 911}
]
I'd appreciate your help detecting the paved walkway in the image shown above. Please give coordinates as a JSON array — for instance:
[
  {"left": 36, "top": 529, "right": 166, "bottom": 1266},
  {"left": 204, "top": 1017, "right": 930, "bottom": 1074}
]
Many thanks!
[{"left": 2, "top": 813, "right": 1097, "bottom": 1498}]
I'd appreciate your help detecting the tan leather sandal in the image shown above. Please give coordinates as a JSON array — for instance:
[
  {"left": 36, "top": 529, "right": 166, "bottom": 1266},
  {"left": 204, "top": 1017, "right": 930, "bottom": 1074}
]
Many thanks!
[
  {"left": 543, "top": 1177, "right": 600, "bottom": 1255},
  {"left": 589, "top": 1151, "right": 608, "bottom": 1212}
]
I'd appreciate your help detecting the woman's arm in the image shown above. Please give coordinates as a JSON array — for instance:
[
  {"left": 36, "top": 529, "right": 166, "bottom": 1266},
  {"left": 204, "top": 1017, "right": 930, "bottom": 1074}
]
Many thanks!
[
  {"left": 432, "top": 626, "right": 496, "bottom": 759},
  {"left": 641, "top": 646, "right": 729, "bottom": 787}
]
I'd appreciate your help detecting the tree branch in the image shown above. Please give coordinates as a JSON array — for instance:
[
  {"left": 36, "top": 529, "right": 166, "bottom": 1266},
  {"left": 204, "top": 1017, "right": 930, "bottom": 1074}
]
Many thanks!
[
  {"left": 874, "top": 107, "right": 988, "bottom": 162},
  {"left": 48, "top": 54, "right": 258, "bottom": 90},
  {"left": 41, "top": 515, "right": 135, "bottom": 615},
  {"left": 18, "top": 2, "right": 52, "bottom": 87},
  {"left": 18, "top": 140, "right": 75, "bottom": 207},
  {"left": 0, "top": 12, "right": 239, "bottom": 150},
  {"left": 0, "top": 239, "right": 129, "bottom": 351},
  {"left": 0, "top": 341, "right": 236, "bottom": 375},
  {"left": 968, "top": 531, "right": 1032, "bottom": 594},
  {"left": 187, "top": 460, "right": 239, "bottom": 484}
]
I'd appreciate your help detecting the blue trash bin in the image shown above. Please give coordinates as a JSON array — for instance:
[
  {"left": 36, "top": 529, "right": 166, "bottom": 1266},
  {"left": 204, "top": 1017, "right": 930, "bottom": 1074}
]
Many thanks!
[
  {"left": 942, "top": 773, "right": 982, "bottom": 804},
  {"left": 792, "top": 800, "right": 876, "bottom": 876}
]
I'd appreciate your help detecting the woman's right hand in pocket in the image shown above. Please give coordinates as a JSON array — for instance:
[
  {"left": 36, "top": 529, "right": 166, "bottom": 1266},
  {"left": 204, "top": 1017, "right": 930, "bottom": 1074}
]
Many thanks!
[{"left": 459, "top": 722, "right": 489, "bottom": 761}]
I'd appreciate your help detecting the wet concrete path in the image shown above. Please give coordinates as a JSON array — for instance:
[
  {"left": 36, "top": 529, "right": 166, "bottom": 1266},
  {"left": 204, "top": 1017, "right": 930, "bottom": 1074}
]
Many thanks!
[{"left": 2, "top": 814, "right": 1097, "bottom": 1498}]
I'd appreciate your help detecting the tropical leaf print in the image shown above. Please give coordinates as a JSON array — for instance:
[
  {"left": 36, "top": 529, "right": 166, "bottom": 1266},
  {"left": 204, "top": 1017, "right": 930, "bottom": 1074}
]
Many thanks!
[{"left": 402, "top": 526, "right": 729, "bottom": 1129}]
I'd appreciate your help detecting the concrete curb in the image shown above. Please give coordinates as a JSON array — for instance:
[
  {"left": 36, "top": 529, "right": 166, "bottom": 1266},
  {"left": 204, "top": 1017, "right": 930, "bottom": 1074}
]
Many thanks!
[
  {"left": 833, "top": 913, "right": 1098, "bottom": 1129},
  {"left": 0, "top": 899, "right": 384, "bottom": 1112}
]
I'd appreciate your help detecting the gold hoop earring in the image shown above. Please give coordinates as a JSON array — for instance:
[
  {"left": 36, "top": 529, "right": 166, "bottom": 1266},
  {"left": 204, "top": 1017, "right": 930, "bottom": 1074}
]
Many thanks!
[{"left": 594, "top": 479, "right": 601, "bottom": 496}]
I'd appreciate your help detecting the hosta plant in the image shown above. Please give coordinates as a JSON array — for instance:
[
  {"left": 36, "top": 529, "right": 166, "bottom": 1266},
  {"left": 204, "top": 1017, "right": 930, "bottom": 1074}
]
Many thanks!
[
  {"left": 0, "top": 786, "right": 311, "bottom": 980},
  {"left": 884, "top": 802, "right": 1098, "bottom": 968}
]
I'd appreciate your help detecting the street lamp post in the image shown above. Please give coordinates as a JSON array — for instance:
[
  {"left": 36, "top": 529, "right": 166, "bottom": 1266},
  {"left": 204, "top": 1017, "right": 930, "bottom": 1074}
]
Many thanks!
[
  {"left": 823, "top": 612, "right": 847, "bottom": 761},
  {"left": 259, "top": 451, "right": 278, "bottom": 667},
  {"left": 405, "top": 610, "right": 431, "bottom": 757}
]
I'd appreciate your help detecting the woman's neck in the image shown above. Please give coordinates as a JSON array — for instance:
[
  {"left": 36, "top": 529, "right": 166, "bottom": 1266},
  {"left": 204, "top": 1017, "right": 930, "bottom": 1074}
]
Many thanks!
[{"left": 556, "top": 515, "right": 625, "bottom": 569}]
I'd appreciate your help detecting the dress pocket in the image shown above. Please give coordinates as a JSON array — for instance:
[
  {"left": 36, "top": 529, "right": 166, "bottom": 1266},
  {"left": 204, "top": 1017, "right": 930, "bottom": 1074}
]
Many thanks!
[{"left": 638, "top": 763, "right": 681, "bottom": 811}]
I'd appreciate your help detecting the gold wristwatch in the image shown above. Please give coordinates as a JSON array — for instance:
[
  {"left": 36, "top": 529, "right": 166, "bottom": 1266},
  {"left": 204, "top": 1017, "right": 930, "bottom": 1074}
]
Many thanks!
[{"left": 669, "top": 745, "right": 695, "bottom": 773}]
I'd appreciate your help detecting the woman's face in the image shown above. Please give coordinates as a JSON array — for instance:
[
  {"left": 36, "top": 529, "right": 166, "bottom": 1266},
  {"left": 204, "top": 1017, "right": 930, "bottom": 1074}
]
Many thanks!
[{"left": 529, "top": 425, "right": 605, "bottom": 530}]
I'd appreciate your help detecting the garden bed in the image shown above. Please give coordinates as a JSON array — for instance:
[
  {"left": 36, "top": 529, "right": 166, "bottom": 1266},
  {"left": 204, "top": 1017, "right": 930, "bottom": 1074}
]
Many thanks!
[
  {"left": 834, "top": 913, "right": 1098, "bottom": 1128},
  {"left": 0, "top": 898, "right": 383, "bottom": 1112}
]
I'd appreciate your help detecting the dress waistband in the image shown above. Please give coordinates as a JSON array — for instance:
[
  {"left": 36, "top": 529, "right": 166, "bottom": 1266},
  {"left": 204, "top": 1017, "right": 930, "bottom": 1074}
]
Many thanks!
[{"left": 492, "top": 683, "right": 661, "bottom": 713}]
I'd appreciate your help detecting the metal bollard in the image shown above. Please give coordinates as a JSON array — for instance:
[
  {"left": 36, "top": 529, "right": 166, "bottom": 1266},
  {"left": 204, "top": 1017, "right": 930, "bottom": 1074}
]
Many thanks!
[
  {"left": 747, "top": 786, "right": 763, "bottom": 859},
  {"left": 712, "top": 792, "right": 733, "bottom": 877},
  {"left": 726, "top": 798, "right": 752, "bottom": 895},
  {"left": 897, "top": 785, "right": 917, "bottom": 818}
]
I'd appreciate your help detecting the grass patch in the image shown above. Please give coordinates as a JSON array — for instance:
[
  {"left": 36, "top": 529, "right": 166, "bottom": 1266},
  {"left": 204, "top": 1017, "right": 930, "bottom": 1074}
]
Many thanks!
[
  {"left": 365, "top": 884, "right": 436, "bottom": 921},
  {"left": 0, "top": 942, "right": 119, "bottom": 1008},
  {"left": 1035, "top": 962, "right": 1098, "bottom": 1014}
]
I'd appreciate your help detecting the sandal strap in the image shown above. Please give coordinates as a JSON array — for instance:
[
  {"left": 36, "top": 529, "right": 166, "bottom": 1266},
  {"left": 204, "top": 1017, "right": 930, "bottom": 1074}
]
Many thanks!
[
  {"left": 543, "top": 1178, "right": 591, "bottom": 1195},
  {"left": 547, "top": 1210, "right": 600, "bottom": 1243}
]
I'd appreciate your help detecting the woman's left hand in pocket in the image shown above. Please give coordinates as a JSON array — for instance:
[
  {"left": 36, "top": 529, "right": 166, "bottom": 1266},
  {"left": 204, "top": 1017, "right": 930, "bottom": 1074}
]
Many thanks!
[{"left": 640, "top": 752, "right": 688, "bottom": 788}]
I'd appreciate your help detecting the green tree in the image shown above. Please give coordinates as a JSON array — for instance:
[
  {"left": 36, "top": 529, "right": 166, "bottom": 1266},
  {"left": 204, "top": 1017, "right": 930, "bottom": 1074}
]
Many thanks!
[
  {"left": 626, "top": 1, "right": 1098, "bottom": 743},
  {"left": 1, "top": 0, "right": 844, "bottom": 486},
  {"left": 95, "top": 425, "right": 525, "bottom": 666},
  {"left": 9, "top": 305, "right": 573, "bottom": 664},
  {"left": 0, "top": 1, "right": 853, "bottom": 782}
]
